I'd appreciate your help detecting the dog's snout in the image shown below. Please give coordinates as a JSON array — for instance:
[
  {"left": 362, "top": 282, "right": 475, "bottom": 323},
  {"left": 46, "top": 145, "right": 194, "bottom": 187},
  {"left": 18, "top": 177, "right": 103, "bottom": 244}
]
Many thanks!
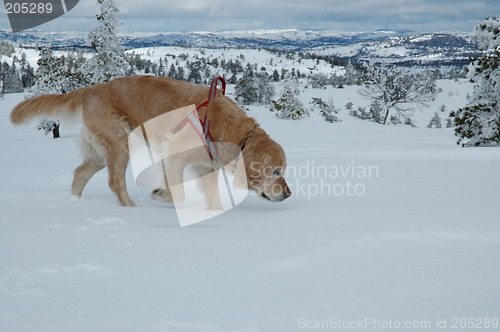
[{"left": 283, "top": 183, "right": 292, "bottom": 199}]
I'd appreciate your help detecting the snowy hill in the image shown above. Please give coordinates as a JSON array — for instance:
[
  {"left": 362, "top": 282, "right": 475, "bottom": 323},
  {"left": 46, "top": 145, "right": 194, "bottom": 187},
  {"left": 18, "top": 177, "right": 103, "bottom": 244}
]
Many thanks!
[
  {"left": 314, "top": 33, "right": 478, "bottom": 68},
  {"left": 1, "top": 76, "right": 499, "bottom": 330}
]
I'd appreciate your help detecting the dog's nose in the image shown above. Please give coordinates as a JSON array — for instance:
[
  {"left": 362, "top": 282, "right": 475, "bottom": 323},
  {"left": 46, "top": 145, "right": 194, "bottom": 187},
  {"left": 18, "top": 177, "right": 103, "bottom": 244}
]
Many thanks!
[{"left": 283, "top": 183, "right": 292, "bottom": 199}]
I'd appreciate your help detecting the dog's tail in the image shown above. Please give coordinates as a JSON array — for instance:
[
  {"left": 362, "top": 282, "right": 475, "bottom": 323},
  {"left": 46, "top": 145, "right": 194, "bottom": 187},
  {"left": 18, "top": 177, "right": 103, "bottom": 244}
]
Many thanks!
[{"left": 10, "top": 87, "right": 92, "bottom": 125}]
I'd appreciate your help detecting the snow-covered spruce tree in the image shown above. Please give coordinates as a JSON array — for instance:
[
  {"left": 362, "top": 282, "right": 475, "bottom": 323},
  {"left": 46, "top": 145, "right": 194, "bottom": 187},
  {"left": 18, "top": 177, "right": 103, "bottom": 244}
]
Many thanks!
[
  {"left": 32, "top": 48, "right": 73, "bottom": 96},
  {"left": 157, "top": 58, "right": 166, "bottom": 77},
  {"left": 88, "top": 0, "right": 127, "bottom": 84},
  {"left": 427, "top": 112, "right": 443, "bottom": 128},
  {"left": 65, "top": 52, "right": 91, "bottom": 90},
  {"left": 344, "top": 60, "right": 361, "bottom": 86},
  {"left": 360, "top": 63, "right": 437, "bottom": 125},
  {"left": 33, "top": 48, "right": 91, "bottom": 96},
  {"left": 255, "top": 72, "right": 275, "bottom": 105},
  {"left": 187, "top": 60, "right": 203, "bottom": 84},
  {"left": 235, "top": 67, "right": 275, "bottom": 105},
  {"left": 451, "top": 17, "right": 500, "bottom": 146},
  {"left": 272, "top": 69, "right": 280, "bottom": 82},
  {"left": 1, "top": 60, "right": 23, "bottom": 93},
  {"left": 235, "top": 75, "right": 258, "bottom": 105},
  {"left": 368, "top": 100, "right": 383, "bottom": 123},
  {"left": 271, "top": 80, "right": 309, "bottom": 120},
  {"left": 19, "top": 53, "right": 35, "bottom": 89},
  {"left": 31, "top": 48, "right": 65, "bottom": 96}
]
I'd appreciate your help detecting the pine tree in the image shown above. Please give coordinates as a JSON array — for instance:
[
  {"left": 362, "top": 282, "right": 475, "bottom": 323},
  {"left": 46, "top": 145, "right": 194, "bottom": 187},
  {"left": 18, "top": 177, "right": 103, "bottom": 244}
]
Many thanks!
[
  {"left": 272, "top": 69, "right": 280, "bottom": 82},
  {"left": 427, "top": 112, "right": 443, "bottom": 128},
  {"left": 235, "top": 67, "right": 275, "bottom": 105},
  {"left": 167, "top": 64, "right": 177, "bottom": 78},
  {"left": 187, "top": 60, "right": 202, "bottom": 84},
  {"left": 9, "top": 61, "right": 24, "bottom": 93},
  {"left": 19, "top": 53, "right": 35, "bottom": 88},
  {"left": 0, "top": 61, "right": 23, "bottom": 93},
  {"left": 65, "top": 52, "right": 91, "bottom": 90},
  {"left": 158, "top": 58, "right": 166, "bottom": 77},
  {"left": 451, "top": 17, "right": 500, "bottom": 146},
  {"left": 256, "top": 73, "right": 275, "bottom": 105},
  {"left": 176, "top": 67, "right": 186, "bottom": 81},
  {"left": 344, "top": 60, "right": 360, "bottom": 85},
  {"left": 31, "top": 48, "right": 68, "bottom": 96},
  {"left": 368, "top": 100, "right": 383, "bottom": 123},
  {"left": 88, "top": 0, "right": 127, "bottom": 84},
  {"left": 235, "top": 76, "right": 259, "bottom": 105},
  {"left": 271, "top": 81, "right": 309, "bottom": 120}
]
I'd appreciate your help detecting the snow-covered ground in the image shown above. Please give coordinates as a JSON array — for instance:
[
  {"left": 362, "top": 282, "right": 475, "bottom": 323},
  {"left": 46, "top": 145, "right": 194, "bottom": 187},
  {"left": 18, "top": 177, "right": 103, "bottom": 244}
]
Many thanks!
[{"left": 1, "top": 80, "right": 499, "bottom": 331}]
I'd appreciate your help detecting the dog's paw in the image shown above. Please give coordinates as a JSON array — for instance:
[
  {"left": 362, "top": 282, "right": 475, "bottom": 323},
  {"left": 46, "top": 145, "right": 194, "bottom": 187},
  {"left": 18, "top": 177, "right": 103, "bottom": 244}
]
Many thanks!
[{"left": 151, "top": 188, "right": 173, "bottom": 203}]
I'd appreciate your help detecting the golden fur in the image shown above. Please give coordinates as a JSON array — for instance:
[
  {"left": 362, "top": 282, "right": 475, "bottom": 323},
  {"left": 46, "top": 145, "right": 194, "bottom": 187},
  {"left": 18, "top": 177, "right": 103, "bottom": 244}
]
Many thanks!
[{"left": 10, "top": 76, "right": 291, "bottom": 206}]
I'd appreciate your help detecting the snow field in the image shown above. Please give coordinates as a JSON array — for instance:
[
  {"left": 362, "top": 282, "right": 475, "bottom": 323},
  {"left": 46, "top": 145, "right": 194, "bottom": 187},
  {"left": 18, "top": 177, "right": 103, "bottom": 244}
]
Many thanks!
[{"left": 0, "top": 78, "right": 499, "bottom": 331}]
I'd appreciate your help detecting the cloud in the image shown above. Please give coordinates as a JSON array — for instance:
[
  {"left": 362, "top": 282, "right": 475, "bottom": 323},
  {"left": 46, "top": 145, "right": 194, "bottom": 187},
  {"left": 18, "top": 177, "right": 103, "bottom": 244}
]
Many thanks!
[
  {"left": 1, "top": 0, "right": 499, "bottom": 33},
  {"left": 114, "top": 0, "right": 500, "bottom": 32}
]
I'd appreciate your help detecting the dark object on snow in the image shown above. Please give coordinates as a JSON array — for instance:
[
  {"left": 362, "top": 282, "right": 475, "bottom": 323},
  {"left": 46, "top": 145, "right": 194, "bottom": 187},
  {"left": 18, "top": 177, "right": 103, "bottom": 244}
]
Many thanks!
[{"left": 37, "top": 120, "right": 60, "bottom": 139}]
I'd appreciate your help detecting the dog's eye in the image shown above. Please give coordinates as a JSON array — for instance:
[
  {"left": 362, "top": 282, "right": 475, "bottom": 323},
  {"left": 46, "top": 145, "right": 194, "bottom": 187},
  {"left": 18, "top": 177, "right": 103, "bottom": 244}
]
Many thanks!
[{"left": 273, "top": 169, "right": 281, "bottom": 176}]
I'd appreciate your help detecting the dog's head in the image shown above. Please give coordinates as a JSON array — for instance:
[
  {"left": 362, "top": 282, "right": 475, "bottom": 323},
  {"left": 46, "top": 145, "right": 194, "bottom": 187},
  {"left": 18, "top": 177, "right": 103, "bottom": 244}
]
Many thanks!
[
  {"left": 242, "top": 129, "right": 292, "bottom": 202},
  {"left": 208, "top": 97, "right": 291, "bottom": 202}
]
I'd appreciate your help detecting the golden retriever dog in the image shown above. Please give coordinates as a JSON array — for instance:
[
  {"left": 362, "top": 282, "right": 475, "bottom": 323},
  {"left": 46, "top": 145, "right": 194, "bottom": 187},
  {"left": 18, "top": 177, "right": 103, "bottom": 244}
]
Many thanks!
[{"left": 10, "top": 76, "right": 292, "bottom": 207}]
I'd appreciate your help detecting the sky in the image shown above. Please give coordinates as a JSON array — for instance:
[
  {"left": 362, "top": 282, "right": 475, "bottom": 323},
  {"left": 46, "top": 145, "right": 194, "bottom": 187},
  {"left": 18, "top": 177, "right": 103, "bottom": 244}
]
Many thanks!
[{"left": 1, "top": 0, "right": 500, "bottom": 34}]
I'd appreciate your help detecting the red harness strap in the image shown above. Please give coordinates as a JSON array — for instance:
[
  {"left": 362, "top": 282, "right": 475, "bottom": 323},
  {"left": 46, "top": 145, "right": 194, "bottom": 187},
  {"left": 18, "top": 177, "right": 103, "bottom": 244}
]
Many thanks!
[
  {"left": 175, "top": 76, "right": 226, "bottom": 160},
  {"left": 172, "top": 76, "right": 236, "bottom": 208},
  {"left": 198, "top": 76, "right": 226, "bottom": 126}
]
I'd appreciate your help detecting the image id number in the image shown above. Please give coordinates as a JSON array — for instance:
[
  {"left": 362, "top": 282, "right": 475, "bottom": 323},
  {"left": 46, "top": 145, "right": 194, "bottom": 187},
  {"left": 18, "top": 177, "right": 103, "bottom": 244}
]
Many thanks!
[{"left": 5, "top": 2, "right": 53, "bottom": 14}]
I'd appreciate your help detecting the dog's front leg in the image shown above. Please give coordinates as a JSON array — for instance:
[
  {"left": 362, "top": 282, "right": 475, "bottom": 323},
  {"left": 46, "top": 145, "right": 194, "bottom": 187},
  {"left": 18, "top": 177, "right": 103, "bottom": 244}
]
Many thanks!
[
  {"left": 164, "top": 159, "right": 186, "bottom": 203},
  {"left": 194, "top": 165, "right": 223, "bottom": 210},
  {"left": 151, "top": 160, "right": 174, "bottom": 203}
]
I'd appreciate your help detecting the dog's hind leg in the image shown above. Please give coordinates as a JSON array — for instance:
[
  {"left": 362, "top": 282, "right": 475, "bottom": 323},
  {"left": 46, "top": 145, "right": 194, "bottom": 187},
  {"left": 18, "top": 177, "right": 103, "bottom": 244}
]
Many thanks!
[
  {"left": 72, "top": 159, "right": 105, "bottom": 197},
  {"left": 107, "top": 145, "right": 135, "bottom": 207},
  {"left": 72, "top": 129, "right": 106, "bottom": 197}
]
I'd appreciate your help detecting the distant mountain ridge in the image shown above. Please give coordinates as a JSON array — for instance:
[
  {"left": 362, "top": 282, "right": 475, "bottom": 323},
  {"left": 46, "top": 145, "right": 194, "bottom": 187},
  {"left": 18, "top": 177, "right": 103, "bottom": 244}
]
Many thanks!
[
  {"left": 0, "top": 29, "right": 479, "bottom": 68},
  {"left": 121, "top": 29, "right": 413, "bottom": 49}
]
